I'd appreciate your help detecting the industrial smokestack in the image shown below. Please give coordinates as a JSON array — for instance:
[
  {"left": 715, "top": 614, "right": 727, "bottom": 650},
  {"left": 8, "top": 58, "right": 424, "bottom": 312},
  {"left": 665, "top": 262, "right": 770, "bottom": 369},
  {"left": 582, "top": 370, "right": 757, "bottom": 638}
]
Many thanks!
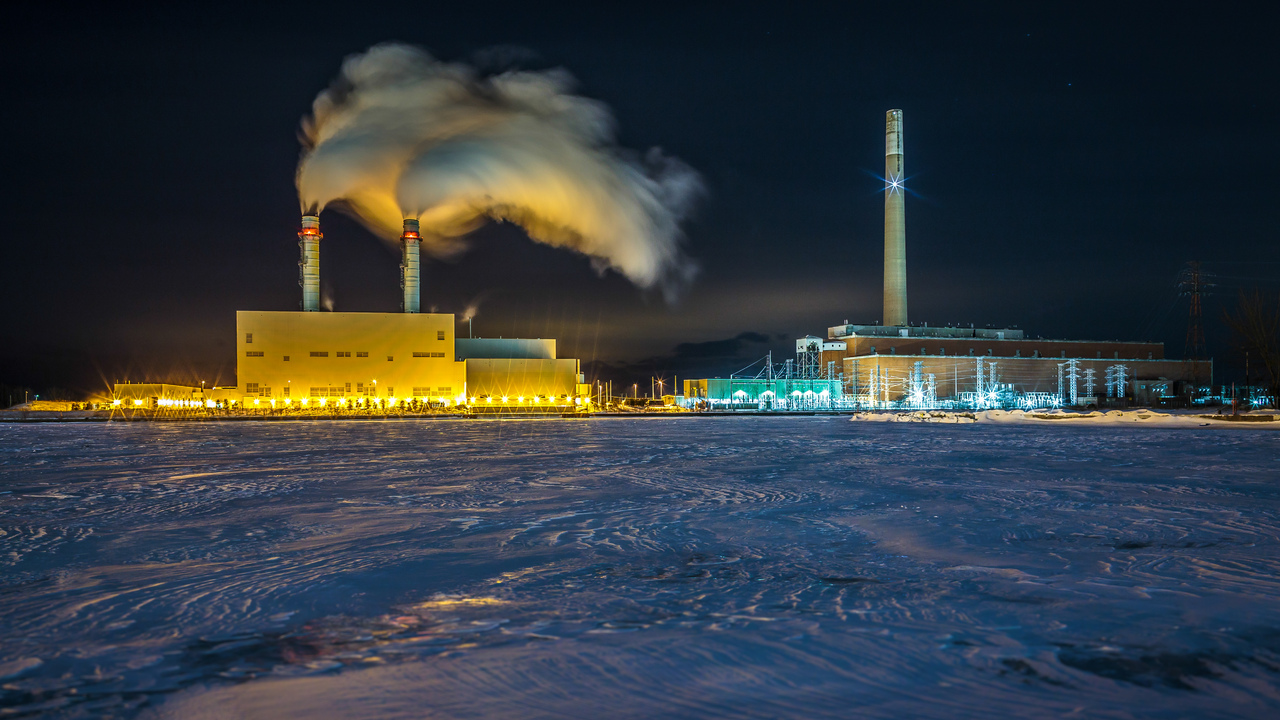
[
  {"left": 299, "top": 215, "right": 321, "bottom": 312},
  {"left": 400, "top": 218, "right": 421, "bottom": 313},
  {"left": 883, "top": 109, "right": 907, "bottom": 327}
]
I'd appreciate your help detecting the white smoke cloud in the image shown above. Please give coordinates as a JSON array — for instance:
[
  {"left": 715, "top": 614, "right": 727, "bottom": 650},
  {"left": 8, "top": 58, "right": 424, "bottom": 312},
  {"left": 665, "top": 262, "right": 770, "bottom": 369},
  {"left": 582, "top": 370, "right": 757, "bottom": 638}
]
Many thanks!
[{"left": 297, "top": 43, "right": 702, "bottom": 296}]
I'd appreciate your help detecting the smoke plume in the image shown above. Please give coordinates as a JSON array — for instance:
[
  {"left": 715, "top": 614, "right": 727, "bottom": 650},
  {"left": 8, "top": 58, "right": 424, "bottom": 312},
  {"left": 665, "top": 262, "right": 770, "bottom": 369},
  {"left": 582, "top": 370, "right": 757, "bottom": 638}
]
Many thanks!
[{"left": 297, "top": 43, "right": 702, "bottom": 296}]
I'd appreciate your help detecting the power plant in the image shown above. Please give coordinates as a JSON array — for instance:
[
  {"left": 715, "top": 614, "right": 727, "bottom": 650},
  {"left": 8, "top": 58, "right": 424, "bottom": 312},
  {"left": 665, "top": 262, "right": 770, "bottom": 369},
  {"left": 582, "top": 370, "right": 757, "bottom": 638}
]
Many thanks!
[
  {"left": 681, "top": 110, "right": 1213, "bottom": 411},
  {"left": 109, "top": 210, "right": 592, "bottom": 413},
  {"left": 107, "top": 110, "right": 1213, "bottom": 414},
  {"left": 220, "top": 213, "right": 590, "bottom": 412}
]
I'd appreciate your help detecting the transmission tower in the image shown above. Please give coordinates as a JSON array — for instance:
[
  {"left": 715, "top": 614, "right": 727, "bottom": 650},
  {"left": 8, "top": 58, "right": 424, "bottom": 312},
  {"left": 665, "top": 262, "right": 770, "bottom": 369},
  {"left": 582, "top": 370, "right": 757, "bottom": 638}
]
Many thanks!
[
  {"left": 1066, "top": 359, "right": 1080, "bottom": 405},
  {"left": 1178, "top": 261, "right": 1214, "bottom": 360}
]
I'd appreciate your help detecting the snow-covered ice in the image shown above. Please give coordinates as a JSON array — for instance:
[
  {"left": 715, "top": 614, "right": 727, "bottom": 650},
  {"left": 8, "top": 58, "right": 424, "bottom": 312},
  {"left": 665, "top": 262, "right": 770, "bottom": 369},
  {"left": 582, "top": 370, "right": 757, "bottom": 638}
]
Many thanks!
[{"left": 2, "top": 418, "right": 1280, "bottom": 718}]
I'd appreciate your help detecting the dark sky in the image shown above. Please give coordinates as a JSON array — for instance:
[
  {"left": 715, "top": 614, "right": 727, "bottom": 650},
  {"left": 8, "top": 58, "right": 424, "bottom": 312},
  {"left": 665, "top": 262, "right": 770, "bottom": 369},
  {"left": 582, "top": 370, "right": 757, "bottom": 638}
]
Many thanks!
[{"left": 5, "top": 3, "right": 1279, "bottom": 395}]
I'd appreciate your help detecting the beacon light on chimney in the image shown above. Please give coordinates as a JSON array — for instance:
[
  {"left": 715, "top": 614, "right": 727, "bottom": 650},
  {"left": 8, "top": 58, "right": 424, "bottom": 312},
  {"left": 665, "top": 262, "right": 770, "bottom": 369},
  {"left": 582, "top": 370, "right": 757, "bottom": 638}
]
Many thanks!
[
  {"left": 299, "top": 215, "right": 321, "bottom": 312},
  {"left": 400, "top": 218, "right": 421, "bottom": 314}
]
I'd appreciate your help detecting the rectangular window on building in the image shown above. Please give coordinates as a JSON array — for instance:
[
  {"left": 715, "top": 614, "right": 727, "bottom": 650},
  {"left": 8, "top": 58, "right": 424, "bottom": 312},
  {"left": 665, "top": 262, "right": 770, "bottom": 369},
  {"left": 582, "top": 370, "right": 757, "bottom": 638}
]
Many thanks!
[
  {"left": 245, "top": 333, "right": 253, "bottom": 344},
  {"left": 437, "top": 386, "right": 452, "bottom": 393},
  {"left": 310, "top": 351, "right": 328, "bottom": 357},
  {"left": 345, "top": 383, "right": 351, "bottom": 392},
  {"left": 283, "top": 387, "right": 290, "bottom": 397},
  {"left": 246, "top": 383, "right": 260, "bottom": 393},
  {"left": 386, "top": 387, "right": 394, "bottom": 396},
  {"left": 431, "top": 352, "right": 445, "bottom": 358},
  {"left": 412, "top": 387, "right": 430, "bottom": 397},
  {"left": 387, "top": 355, "right": 394, "bottom": 361},
  {"left": 261, "top": 387, "right": 271, "bottom": 397},
  {"left": 336, "top": 351, "right": 351, "bottom": 358},
  {"left": 437, "top": 330, "right": 445, "bottom": 340},
  {"left": 356, "top": 382, "right": 364, "bottom": 392},
  {"left": 310, "top": 387, "right": 323, "bottom": 397},
  {"left": 356, "top": 352, "right": 368, "bottom": 357},
  {"left": 412, "top": 352, "right": 429, "bottom": 357},
  {"left": 245, "top": 351, "right": 264, "bottom": 357},
  {"left": 283, "top": 356, "right": 290, "bottom": 362}
]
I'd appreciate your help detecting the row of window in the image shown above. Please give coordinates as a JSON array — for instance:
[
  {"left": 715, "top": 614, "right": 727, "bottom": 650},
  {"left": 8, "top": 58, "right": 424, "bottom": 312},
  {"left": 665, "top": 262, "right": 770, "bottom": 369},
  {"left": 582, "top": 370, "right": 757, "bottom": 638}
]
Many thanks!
[
  {"left": 243, "top": 385, "right": 470, "bottom": 399},
  {"left": 248, "top": 332, "right": 446, "bottom": 344},
  {"left": 247, "top": 352, "right": 447, "bottom": 361},
  {"left": 867, "top": 346, "right": 1134, "bottom": 359}
]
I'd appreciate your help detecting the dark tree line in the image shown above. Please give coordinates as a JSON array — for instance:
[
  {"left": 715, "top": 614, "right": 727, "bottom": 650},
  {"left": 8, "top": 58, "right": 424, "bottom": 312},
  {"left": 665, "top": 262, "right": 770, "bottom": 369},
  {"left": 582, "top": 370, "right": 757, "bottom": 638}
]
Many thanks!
[{"left": 1225, "top": 289, "right": 1280, "bottom": 405}]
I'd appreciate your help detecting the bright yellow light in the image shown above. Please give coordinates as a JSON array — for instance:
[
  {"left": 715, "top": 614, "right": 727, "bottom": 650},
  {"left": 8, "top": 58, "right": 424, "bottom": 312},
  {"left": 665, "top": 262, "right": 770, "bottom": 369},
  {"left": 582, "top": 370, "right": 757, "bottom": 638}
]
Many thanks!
[
  {"left": 517, "top": 396, "right": 524, "bottom": 403},
  {"left": 337, "top": 398, "right": 346, "bottom": 407},
  {"left": 133, "top": 399, "right": 143, "bottom": 406},
  {"left": 501, "top": 396, "right": 508, "bottom": 403},
  {"left": 285, "top": 399, "right": 292, "bottom": 406},
  {"left": 486, "top": 396, "right": 492, "bottom": 403},
  {"left": 301, "top": 398, "right": 309, "bottom": 406},
  {"left": 270, "top": 399, "right": 276, "bottom": 407},
  {"left": 205, "top": 400, "right": 214, "bottom": 408},
  {"left": 112, "top": 399, "right": 121, "bottom": 406},
  {"left": 470, "top": 396, "right": 476, "bottom": 404},
  {"left": 253, "top": 399, "right": 260, "bottom": 405},
  {"left": 319, "top": 398, "right": 327, "bottom": 407}
]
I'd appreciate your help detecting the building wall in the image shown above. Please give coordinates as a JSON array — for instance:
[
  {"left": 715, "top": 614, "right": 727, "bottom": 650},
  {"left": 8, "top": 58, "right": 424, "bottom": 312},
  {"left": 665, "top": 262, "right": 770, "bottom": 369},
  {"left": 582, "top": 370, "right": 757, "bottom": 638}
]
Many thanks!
[
  {"left": 842, "top": 354, "right": 1212, "bottom": 402},
  {"left": 112, "top": 383, "right": 204, "bottom": 405},
  {"left": 235, "top": 311, "right": 466, "bottom": 402},
  {"left": 465, "top": 358, "right": 580, "bottom": 399},
  {"left": 821, "top": 337, "right": 1165, "bottom": 369},
  {"left": 456, "top": 338, "right": 556, "bottom": 360},
  {"left": 684, "top": 378, "right": 842, "bottom": 401}
]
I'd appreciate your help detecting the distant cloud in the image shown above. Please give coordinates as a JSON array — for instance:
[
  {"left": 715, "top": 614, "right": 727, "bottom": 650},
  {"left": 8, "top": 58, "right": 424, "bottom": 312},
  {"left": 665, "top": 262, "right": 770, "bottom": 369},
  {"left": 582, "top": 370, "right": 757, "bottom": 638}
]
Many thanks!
[{"left": 669, "top": 332, "right": 770, "bottom": 360}]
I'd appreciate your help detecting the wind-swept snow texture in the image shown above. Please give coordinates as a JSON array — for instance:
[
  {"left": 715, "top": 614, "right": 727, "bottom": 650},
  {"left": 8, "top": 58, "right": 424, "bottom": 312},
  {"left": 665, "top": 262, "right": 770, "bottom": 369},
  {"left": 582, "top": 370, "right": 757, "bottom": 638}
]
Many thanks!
[{"left": 2, "top": 419, "right": 1280, "bottom": 719}]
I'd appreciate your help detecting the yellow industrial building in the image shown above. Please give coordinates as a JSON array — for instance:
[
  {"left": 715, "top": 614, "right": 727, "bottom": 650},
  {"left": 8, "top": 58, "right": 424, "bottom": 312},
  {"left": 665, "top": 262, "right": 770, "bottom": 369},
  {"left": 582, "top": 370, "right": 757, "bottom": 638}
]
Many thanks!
[
  {"left": 236, "top": 311, "right": 465, "bottom": 405},
  {"left": 234, "top": 311, "right": 585, "bottom": 408}
]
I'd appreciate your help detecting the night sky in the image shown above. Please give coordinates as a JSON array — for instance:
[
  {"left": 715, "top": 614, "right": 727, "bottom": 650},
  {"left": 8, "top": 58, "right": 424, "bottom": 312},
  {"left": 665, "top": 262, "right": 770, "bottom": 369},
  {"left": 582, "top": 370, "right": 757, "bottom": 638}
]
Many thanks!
[{"left": 5, "top": 3, "right": 1278, "bottom": 397}]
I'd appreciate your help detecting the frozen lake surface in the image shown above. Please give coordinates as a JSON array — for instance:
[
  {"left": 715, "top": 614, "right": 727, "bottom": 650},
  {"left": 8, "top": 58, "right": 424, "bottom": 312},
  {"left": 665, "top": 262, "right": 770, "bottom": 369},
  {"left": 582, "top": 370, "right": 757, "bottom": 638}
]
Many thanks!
[{"left": 3, "top": 418, "right": 1280, "bottom": 718}]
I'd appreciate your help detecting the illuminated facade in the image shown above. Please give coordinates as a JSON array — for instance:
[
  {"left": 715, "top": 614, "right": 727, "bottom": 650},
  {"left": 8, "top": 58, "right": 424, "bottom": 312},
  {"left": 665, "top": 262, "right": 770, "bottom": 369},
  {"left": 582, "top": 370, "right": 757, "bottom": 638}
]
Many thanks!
[
  {"left": 233, "top": 312, "right": 586, "bottom": 408},
  {"left": 236, "top": 311, "right": 465, "bottom": 405}
]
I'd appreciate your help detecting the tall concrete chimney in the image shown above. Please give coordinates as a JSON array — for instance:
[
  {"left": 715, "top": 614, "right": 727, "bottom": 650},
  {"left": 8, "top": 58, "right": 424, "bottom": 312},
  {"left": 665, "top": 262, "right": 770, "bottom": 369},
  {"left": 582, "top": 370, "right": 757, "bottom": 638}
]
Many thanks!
[
  {"left": 883, "top": 109, "right": 907, "bottom": 327},
  {"left": 400, "top": 218, "right": 421, "bottom": 313},
  {"left": 299, "top": 215, "right": 321, "bottom": 312}
]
